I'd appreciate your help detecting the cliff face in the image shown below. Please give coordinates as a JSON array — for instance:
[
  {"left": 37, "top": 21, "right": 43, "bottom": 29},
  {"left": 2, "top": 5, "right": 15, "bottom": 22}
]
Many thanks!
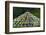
[{"left": 13, "top": 12, "right": 40, "bottom": 28}]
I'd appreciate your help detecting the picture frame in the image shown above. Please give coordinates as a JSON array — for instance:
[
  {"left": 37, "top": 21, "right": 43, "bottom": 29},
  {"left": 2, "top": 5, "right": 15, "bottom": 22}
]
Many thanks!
[{"left": 5, "top": 1, "right": 45, "bottom": 34}]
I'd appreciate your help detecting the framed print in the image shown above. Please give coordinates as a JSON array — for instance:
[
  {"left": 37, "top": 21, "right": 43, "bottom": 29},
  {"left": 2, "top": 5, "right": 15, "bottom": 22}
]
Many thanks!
[{"left": 5, "top": 1, "right": 45, "bottom": 34}]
